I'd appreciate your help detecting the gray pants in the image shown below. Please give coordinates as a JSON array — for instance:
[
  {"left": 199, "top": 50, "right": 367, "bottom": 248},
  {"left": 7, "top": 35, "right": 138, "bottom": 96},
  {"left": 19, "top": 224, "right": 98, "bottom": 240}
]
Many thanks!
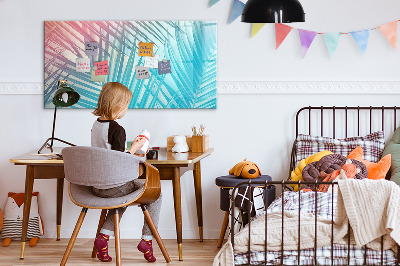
[{"left": 92, "top": 180, "right": 162, "bottom": 240}]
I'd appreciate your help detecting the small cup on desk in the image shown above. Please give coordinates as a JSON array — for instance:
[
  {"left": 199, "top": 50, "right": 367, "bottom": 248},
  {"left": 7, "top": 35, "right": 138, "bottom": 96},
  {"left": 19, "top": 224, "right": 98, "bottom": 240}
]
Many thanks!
[{"left": 146, "top": 149, "right": 158, "bottom": 160}]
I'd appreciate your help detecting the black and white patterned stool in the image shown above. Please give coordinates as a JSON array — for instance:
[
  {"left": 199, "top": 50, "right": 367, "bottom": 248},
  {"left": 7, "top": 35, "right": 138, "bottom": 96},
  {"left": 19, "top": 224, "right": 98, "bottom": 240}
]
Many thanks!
[{"left": 215, "top": 175, "right": 275, "bottom": 248}]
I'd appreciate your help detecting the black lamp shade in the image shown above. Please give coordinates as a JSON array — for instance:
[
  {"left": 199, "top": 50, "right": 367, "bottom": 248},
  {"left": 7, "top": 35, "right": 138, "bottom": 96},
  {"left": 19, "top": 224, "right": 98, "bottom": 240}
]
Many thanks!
[
  {"left": 52, "top": 83, "right": 80, "bottom": 107},
  {"left": 241, "top": 0, "right": 305, "bottom": 23}
]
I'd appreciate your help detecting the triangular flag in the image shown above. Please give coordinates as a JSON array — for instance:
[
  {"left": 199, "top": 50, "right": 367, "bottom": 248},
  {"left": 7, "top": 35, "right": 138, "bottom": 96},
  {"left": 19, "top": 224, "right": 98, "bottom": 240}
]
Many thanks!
[
  {"left": 209, "top": 0, "right": 220, "bottom": 7},
  {"left": 378, "top": 21, "right": 397, "bottom": 50},
  {"left": 275, "top": 23, "right": 293, "bottom": 49},
  {"left": 229, "top": 0, "right": 245, "bottom": 24},
  {"left": 298, "top": 29, "right": 317, "bottom": 58},
  {"left": 351, "top": 29, "right": 370, "bottom": 55},
  {"left": 251, "top": 23, "right": 266, "bottom": 38},
  {"left": 323, "top": 33, "right": 341, "bottom": 58}
]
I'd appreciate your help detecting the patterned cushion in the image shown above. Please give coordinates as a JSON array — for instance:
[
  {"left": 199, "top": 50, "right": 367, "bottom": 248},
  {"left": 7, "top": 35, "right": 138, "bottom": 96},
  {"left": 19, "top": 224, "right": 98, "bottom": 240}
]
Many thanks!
[{"left": 294, "top": 131, "right": 385, "bottom": 167}]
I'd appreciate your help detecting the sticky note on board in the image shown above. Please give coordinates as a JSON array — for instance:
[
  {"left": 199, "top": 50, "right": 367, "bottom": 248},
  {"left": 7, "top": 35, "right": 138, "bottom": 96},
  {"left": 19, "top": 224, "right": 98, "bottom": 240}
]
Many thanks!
[
  {"left": 91, "top": 69, "right": 106, "bottom": 82},
  {"left": 85, "top": 41, "right": 99, "bottom": 56},
  {"left": 138, "top": 42, "right": 154, "bottom": 57},
  {"left": 144, "top": 55, "right": 159, "bottom": 68},
  {"left": 136, "top": 66, "right": 150, "bottom": 79},
  {"left": 76, "top": 58, "right": 91, "bottom": 72},
  {"left": 158, "top": 60, "right": 172, "bottom": 75},
  {"left": 94, "top": 60, "right": 109, "bottom": 76}
]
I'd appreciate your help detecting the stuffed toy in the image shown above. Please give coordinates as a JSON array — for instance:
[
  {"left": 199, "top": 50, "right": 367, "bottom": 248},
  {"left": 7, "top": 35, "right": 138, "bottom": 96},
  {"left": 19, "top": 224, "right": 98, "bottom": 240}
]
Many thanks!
[
  {"left": 1, "top": 192, "right": 44, "bottom": 247},
  {"left": 172, "top": 135, "right": 189, "bottom": 153},
  {"left": 229, "top": 159, "right": 261, "bottom": 179},
  {"left": 348, "top": 146, "right": 391, "bottom": 180},
  {"left": 289, "top": 150, "right": 333, "bottom": 191}
]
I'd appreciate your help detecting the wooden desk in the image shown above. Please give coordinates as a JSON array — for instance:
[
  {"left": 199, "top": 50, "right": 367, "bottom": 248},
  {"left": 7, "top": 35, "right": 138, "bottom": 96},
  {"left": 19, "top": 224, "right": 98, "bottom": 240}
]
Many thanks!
[{"left": 10, "top": 147, "right": 213, "bottom": 261}]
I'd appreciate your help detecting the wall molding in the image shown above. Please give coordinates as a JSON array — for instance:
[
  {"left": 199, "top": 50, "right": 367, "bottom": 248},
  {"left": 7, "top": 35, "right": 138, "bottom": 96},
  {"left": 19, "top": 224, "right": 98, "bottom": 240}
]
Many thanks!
[{"left": 1, "top": 81, "right": 400, "bottom": 95}]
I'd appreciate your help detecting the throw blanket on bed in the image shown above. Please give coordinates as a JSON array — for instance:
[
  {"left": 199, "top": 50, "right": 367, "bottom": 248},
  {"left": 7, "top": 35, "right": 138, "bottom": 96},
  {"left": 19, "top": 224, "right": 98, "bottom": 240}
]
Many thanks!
[
  {"left": 214, "top": 179, "right": 400, "bottom": 266},
  {"left": 335, "top": 178, "right": 399, "bottom": 251}
]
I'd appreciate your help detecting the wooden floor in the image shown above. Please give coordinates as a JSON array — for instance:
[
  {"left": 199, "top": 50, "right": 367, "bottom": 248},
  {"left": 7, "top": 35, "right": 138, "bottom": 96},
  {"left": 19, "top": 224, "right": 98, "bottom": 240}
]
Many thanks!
[{"left": 0, "top": 239, "right": 221, "bottom": 265}]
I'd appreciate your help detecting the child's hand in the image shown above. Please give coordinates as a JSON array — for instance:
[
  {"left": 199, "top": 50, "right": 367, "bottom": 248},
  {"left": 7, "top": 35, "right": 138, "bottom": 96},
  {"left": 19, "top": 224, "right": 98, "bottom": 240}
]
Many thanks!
[{"left": 128, "top": 137, "right": 147, "bottom": 155}]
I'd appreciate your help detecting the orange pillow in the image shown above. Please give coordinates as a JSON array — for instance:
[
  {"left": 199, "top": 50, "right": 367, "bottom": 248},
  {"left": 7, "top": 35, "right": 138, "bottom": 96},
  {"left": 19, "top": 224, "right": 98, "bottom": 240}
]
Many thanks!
[{"left": 347, "top": 146, "right": 391, "bottom": 180}]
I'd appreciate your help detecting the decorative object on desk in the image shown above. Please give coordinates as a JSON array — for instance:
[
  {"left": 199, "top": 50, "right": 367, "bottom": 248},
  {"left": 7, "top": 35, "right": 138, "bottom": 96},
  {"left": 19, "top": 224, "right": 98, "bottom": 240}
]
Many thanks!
[
  {"left": 135, "top": 129, "right": 150, "bottom": 155},
  {"left": 167, "top": 135, "right": 192, "bottom": 151},
  {"left": 241, "top": 0, "right": 305, "bottom": 23},
  {"left": 38, "top": 80, "right": 79, "bottom": 154},
  {"left": 172, "top": 135, "right": 189, "bottom": 153},
  {"left": 146, "top": 150, "right": 158, "bottom": 160},
  {"left": 229, "top": 159, "right": 261, "bottom": 179},
  {"left": 44, "top": 21, "right": 217, "bottom": 109},
  {"left": 1, "top": 192, "right": 43, "bottom": 247}
]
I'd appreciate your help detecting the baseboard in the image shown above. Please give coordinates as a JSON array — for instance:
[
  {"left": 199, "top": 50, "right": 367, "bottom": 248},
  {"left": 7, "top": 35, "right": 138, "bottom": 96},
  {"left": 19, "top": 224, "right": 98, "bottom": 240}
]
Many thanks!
[{"left": 1, "top": 81, "right": 400, "bottom": 95}]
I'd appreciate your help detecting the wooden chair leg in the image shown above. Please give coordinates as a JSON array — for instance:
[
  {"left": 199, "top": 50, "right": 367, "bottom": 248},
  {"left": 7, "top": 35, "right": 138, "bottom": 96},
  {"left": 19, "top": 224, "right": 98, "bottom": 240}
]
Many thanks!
[
  {"left": 217, "top": 211, "right": 230, "bottom": 248},
  {"left": 141, "top": 205, "right": 171, "bottom": 263},
  {"left": 92, "top": 209, "right": 108, "bottom": 258},
  {"left": 60, "top": 208, "right": 88, "bottom": 266},
  {"left": 114, "top": 210, "right": 121, "bottom": 266}
]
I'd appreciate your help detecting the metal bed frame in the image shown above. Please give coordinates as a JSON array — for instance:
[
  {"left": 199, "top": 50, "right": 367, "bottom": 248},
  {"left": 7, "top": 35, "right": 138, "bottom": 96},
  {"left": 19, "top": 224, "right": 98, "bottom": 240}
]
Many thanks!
[{"left": 230, "top": 106, "right": 400, "bottom": 266}]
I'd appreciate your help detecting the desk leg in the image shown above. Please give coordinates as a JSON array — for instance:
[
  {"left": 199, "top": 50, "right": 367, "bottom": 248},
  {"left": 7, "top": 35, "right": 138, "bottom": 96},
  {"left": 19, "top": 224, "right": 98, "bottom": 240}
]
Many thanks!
[
  {"left": 193, "top": 161, "right": 203, "bottom": 242},
  {"left": 56, "top": 178, "right": 64, "bottom": 241},
  {"left": 20, "top": 165, "right": 34, "bottom": 259},
  {"left": 172, "top": 167, "right": 183, "bottom": 261}
]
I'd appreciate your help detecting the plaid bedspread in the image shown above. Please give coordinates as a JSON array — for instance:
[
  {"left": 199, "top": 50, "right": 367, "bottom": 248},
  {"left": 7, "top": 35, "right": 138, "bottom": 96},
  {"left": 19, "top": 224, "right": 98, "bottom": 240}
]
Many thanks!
[{"left": 234, "top": 191, "right": 397, "bottom": 265}]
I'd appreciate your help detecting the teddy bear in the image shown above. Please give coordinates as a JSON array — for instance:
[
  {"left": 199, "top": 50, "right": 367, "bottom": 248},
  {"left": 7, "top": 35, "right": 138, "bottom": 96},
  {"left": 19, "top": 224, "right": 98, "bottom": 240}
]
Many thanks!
[
  {"left": 229, "top": 159, "right": 261, "bottom": 179},
  {"left": 172, "top": 135, "right": 189, "bottom": 153},
  {"left": 1, "top": 192, "right": 44, "bottom": 247}
]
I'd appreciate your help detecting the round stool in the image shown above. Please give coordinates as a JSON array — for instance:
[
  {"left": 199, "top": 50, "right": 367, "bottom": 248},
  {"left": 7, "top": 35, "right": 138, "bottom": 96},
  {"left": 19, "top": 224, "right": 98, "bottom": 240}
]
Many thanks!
[{"left": 215, "top": 175, "right": 275, "bottom": 248}]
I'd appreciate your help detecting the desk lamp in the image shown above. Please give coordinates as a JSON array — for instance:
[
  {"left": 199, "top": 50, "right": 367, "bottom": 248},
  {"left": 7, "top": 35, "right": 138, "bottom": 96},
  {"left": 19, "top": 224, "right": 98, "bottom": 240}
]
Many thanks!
[
  {"left": 38, "top": 80, "right": 80, "bottom": 154},
  {"left": 241, "top": 0, "right": 305, "bottom": 23}
]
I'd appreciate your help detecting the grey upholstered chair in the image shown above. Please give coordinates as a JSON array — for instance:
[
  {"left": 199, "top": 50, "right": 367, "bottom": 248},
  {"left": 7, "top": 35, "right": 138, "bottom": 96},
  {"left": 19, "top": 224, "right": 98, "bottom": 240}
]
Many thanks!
[{"left": 60, "top": 146, "right": 171, "bottom": 265}]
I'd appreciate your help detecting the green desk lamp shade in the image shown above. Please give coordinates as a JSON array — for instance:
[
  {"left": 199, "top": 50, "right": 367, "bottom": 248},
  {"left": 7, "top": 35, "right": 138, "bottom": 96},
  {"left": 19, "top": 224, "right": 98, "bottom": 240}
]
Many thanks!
[
  {"left": 52, "top": 82, "right": 80, "bottom": 107},
  {"left": 241, "top": 0, "right": 305, "bottom": 23},
  {"left": 38, "top": 80, "right": 80, "bottom": 154}
]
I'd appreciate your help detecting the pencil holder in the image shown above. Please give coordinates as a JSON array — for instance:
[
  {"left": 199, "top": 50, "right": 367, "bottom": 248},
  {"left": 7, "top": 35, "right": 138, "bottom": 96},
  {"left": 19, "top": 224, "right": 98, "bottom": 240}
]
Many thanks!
[{"left": 191, "top": 135, "right": 209, "bottom": 153}]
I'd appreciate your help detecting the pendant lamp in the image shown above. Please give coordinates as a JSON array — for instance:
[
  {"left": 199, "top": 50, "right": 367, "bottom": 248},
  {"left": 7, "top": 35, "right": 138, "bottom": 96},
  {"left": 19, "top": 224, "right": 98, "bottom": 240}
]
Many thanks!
[
  {"left": 241, "top": 0, "right": 305, "bottom": 23},
  {"left": 38, "top": 80, "right": 80, "bottom": 154}
]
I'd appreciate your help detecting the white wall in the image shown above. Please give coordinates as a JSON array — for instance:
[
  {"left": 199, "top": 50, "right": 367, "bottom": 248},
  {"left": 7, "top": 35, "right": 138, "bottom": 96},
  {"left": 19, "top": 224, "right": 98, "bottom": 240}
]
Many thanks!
[{"left": 1, "top": 0, "right": 400, "bottom": 239}]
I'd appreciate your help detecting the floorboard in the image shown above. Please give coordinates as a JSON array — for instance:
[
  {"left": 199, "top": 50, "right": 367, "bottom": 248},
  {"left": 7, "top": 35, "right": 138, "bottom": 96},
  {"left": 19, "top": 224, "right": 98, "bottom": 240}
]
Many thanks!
[{"left": 0, "top": 239, "right": 222, "bottom": 265}]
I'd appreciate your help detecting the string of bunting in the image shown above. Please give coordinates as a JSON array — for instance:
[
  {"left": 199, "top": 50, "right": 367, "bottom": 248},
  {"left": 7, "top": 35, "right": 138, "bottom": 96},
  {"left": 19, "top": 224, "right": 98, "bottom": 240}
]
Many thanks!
[{"left": 210, "top": 0, "right": 399, "bottom": 58}]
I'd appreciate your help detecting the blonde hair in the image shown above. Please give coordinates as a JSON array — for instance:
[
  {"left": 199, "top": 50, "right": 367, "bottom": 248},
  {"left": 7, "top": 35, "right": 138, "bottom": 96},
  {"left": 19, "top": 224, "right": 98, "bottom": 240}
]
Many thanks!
[{"left": 93, "top": 82, "right": 133, "bottom": 120}]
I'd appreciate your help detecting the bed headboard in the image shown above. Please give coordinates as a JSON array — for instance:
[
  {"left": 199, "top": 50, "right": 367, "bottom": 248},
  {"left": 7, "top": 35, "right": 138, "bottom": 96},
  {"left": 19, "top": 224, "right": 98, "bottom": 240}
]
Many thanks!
[{"left": 290, "top": 106, "right": 400, "bottom": 178}]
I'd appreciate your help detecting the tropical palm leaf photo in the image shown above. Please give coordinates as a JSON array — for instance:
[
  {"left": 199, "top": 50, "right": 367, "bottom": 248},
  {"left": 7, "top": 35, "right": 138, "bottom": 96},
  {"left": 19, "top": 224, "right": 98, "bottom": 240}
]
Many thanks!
[{"left": 44, "top": 20, "right": 217, "bottom": 109}]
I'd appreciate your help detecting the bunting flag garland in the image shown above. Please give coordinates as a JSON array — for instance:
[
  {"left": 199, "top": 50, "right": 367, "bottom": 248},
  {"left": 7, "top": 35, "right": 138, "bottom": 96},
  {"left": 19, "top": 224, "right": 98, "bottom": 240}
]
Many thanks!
[
  {"left": 351, "top": 29, "right": 370, "bottom": 55},
  {"left": 209, "top": 0, "right": 220, "bottom": 7},
  {"left": 298, "top": 29, "right": 317, "bottom": 58},
  {"left": 275, "top": 23, "right": 293, "bottom": 49},
  {"left": 207, "top": 3, "right": 400, "bottom": 58},
  {"left": 251, "top": 23, "right": 266, "bottom": 38},
  {"left": 378, "top": 21, "right": 398, "bottom": 50},
  {"left": 323, "top": 33, "right": 341, "bottom": 58},
  {"left": 229, "top": 0, "right": 245, "bottom": 24}
]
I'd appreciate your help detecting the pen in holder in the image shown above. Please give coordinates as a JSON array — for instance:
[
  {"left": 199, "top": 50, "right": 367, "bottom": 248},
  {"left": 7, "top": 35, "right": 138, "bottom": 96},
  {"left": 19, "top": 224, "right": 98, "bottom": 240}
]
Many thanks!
[{"left": 191, "top": 135, "right": 209, "bottom": 152}]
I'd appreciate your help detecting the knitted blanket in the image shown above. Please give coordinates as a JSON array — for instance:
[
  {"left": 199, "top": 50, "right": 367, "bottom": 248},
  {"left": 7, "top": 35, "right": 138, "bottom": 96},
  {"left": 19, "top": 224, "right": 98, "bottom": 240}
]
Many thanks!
[{"left": 213, "top": 179, "right": 400, "bottom": 266}]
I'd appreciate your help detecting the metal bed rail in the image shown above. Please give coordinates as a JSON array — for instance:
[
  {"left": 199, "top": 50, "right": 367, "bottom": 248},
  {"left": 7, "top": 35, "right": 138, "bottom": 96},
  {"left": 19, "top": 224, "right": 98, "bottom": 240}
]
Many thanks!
[
  {"left": 289, "top": 106, "right": 400, "bottom": 183},
  {"left": 230, "top": 180, "right": 400, "bottom": 266}
]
